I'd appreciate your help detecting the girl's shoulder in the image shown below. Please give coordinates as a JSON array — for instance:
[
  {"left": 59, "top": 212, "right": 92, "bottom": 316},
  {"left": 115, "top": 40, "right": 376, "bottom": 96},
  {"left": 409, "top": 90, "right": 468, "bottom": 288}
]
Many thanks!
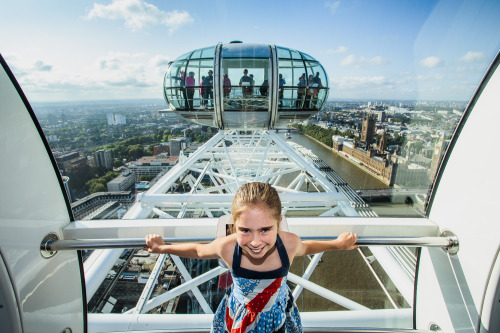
[
  {"left": 278, "top": 231, "right": 302, "bottom": 258},
  {"left": 216, "top": 234, "right": 237, "bottom": 268}
]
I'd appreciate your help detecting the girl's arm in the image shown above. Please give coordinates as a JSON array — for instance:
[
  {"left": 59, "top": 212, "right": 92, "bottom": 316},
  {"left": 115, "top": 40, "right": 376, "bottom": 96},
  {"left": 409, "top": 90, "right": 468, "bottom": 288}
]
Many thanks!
[
  {"left": 295, "top": 232, "right": 359, "bottom": 256},
  {"left": 145, "top": 234, "right": 231, "bottom": 260}
]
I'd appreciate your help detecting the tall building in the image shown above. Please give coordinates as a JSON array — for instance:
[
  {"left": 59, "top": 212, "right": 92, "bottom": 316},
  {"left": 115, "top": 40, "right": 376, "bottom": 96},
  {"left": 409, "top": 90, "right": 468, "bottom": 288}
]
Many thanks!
[
  {"left": 378, "top": 133, "right": 387, "bottom": 153},
  {"left": 430, "top": 134, "right": 449, "bottom": 180},
  {"left": 361, "top": 113, "right": 376, "bottom": 145},
  {"left": 94, "top": 150, "right": 113, "bottom": 170},
  {"left": 374, "top": 110, "right": 386, "bottom": 122},
  {"left": 62, "top": 176, "right": 72, "bottom": 203},
  {"left": 114, "top": 114, "right": 126, "bottom": 125},
  {"left": 169, "top": 137, "right": 186, "bottom": 157},
  {"left": 107, "top": 113, "right": 127, "bottom": 125}
]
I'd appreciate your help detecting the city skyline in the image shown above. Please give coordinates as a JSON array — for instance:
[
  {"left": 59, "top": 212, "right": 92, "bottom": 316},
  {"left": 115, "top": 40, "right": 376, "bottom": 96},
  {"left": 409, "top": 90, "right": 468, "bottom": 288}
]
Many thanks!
[{"left": 1, "top": 0, "right": 499, "bottom": 102}]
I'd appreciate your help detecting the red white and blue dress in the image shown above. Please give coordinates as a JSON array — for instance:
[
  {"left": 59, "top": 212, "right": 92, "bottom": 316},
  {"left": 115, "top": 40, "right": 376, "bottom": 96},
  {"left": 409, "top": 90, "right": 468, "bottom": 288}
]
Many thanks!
[{"left": 211, "top": 235, "right": 303, "bottom": 332}]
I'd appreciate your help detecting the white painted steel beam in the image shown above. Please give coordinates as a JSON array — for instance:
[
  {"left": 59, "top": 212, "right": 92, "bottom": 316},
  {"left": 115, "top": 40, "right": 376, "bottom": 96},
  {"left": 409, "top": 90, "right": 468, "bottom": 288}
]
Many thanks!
[
  {"left": 125, "top": 266, "right": 228, "bottom": 314},
  {"left": 87, "top": 309, "right": 412, "bottom": 332},
  {"left": 292, "top": 253, "right": 324, "bottom": 300},
  {"left": 138, "top": 192, "right": 347, "bottom": 203},
  {"left": 288, "top": 272, "right": 369, "bottom": 310},
  {"left": 169, "top": 255, "right": 213, "bottom": 314},
  {"left": 64, "top": 217, "right": 439, "bottom": 241}
]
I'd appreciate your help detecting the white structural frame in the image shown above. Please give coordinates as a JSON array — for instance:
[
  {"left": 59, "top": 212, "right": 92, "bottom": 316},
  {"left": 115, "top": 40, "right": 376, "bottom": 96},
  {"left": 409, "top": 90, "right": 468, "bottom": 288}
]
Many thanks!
[{"left": 79, "top": 129, "right": 430, "bottom": 332}]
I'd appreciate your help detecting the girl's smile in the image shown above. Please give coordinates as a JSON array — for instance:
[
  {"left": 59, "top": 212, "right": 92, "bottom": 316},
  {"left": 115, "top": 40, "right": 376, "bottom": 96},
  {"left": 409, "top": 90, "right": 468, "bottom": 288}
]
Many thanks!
[{"left": 235, "top": 206, "right": 279, "bottom": 260}]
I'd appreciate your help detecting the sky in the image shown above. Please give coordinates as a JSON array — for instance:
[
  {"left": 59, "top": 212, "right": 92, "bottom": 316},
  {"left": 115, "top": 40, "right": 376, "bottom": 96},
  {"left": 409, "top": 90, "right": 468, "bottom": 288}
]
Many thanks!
[{"left": 1, "top": 0, "right": 499, "bottom": 102}]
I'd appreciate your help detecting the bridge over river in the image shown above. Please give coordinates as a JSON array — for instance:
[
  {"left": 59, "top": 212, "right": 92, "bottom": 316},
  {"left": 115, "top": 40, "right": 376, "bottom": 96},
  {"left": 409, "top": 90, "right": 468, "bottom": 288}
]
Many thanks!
[{"left": 356, "top": 188, "right": 428, "bottom": 205}]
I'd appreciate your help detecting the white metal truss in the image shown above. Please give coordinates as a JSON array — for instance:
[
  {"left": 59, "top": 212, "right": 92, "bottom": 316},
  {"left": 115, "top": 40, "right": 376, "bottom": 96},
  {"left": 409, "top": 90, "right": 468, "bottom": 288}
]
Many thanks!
[
  {"left": 84, "top": 129, "right": 418, "bottom": 331},
  {"left": 136, "top": 129, "right": 354, "bottom": 218}
]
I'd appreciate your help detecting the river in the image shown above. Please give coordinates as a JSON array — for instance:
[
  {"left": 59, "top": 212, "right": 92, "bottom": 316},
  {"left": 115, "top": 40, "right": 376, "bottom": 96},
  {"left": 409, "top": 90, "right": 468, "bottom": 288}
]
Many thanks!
[
  {"left": 289, "top": 133, "right": 388, "bottom": 190},
  {"left": 289, "top": 133, "right": 422, "bottom": 217}
]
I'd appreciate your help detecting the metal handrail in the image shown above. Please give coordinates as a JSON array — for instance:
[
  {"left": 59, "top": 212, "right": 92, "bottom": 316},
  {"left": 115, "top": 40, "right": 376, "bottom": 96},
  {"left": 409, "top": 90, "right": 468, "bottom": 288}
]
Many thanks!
[
  {"left": 304, "top": 327, "right": 436, "bottom": 333},
  {"left": 41, "top": 234, "right": 458, "bottom": 253},
  {"left": 302, "top": 329, "right": 437, "bottom": 333},
  {"left": 107, "top": 329, "right": 437, "bottom": 333}
]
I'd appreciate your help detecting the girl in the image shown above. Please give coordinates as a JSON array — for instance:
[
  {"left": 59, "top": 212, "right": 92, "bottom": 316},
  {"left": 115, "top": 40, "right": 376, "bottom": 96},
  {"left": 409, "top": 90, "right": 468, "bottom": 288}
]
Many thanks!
[{"left": 145, "top": 182, "right": 358, "bottom": 332}]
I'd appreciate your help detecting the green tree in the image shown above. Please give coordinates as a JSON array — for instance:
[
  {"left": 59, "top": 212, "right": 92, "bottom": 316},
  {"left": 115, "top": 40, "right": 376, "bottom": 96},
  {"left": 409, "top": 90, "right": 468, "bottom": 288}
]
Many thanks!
[
  {"left": 113, "top": 159, "right": 124, "bottom": 168},
  {"left": 128, "top": 144, "right": 144, "bottom": 160},
  {"left": 145, "top": 144, "right": 155, "bottom": 156},
  {"left": 139, "top": 175, "right": 155, "bottom": 182},
  {"left": 89, "top": 183, "right": 106, "bottom": 194}
]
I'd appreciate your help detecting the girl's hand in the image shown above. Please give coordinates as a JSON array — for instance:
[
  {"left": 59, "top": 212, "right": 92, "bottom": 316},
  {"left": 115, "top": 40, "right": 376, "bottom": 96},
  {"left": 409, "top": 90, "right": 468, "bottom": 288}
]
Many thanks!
[
  {"left": 337, "top": 232, "right": 359, "bottom": 250},
  {"left": 145, "top": 234, "right": 165, "bottom": 253}
]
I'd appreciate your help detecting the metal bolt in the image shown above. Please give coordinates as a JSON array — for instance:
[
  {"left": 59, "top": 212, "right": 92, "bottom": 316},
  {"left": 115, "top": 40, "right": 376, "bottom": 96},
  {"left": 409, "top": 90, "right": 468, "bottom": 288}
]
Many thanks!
[{"left": 429, "top": 323, "right": 441, "bottom": 331}]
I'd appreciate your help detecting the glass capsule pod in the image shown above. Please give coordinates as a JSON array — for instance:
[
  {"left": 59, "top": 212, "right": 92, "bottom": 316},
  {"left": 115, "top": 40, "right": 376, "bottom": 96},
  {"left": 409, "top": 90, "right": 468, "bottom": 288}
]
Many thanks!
[{"left": 163, "top": 42, "right": 329, "bottom": 130}]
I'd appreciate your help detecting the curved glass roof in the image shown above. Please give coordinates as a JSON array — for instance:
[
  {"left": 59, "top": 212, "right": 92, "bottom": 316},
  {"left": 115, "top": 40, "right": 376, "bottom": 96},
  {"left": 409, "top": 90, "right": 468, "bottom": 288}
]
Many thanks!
[{"left": 221, "top": 43, "right": 271, "bottom": 58}]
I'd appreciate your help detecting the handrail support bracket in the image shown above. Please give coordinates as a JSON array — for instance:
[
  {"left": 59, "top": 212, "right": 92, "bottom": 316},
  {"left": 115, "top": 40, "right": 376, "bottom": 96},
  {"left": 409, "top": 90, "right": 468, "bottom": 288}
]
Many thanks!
[
  {"left": 40, "top": 232, "right": 59, "bottom": 259},
  {"left": 440, "top": 229, "right": 459, "bottom": 254}
]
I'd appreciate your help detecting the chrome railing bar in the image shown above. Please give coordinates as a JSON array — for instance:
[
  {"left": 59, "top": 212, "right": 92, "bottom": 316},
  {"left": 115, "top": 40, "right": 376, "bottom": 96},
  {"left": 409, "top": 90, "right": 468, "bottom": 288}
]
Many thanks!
[
  {"left": 41, "top": 235, "right": 458, "bottom": 253},
  {"left": 118, "top": 329, "right": 437, "bottom": 333},
  {"left": 302, "top": 329, "right": 437, "bottom": 333}
]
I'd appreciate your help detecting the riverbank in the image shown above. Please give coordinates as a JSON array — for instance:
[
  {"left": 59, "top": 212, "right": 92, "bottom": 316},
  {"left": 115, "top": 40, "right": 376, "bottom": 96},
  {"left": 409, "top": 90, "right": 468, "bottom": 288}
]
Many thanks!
[{"left": 298, "top": 133, "right": 391, "bottom": 188}]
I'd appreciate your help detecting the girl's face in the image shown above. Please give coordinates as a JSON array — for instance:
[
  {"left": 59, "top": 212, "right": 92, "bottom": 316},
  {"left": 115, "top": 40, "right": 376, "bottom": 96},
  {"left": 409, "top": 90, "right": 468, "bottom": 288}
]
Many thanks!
[{"left": 235, "top": 206, "right": 280, "bottom": 260}]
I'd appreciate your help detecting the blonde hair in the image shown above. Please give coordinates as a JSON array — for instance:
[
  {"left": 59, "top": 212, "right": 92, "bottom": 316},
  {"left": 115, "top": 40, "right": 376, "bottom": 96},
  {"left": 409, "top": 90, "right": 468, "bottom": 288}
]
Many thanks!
[{"left": 231, "top": 182, "right": 281, "bottom": 228}]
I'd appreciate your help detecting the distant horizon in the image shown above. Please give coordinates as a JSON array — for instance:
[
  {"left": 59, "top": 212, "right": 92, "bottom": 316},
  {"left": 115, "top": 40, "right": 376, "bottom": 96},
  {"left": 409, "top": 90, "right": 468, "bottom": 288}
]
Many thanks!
[{"left": 29, "top": 97, "right": 469, "bottom": 105}]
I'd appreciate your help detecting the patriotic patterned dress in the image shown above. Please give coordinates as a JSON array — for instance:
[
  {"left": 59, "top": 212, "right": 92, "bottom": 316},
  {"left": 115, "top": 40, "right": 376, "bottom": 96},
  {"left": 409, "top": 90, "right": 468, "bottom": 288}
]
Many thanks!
[{"left": 212, "top": 235, "right": 303, "bottom": 333}]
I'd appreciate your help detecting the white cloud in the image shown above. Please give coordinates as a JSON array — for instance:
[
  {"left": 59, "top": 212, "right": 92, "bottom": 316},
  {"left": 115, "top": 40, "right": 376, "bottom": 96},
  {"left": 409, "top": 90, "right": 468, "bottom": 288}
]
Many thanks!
[
  {"left": 162, "top": 10, "right": 194, "bottom": 33},
  {"left": 98, "top": 55, "right": 122, "bottom": 70},
  {"left": 87, "top": 0, "right": 193, "bottom": 34},
  {"left": 150, "top": 55, "right": 171, "bottom": 68},
  {"left": 335, "top": 75, "right": 388, "bottom": 88},
  {"left": 92, "top": 52, "right": 163, "bottom": 88},
  {"left": 33, "top": 60, "right": 52, "bottom": 72},
  {"left": 419, "top": 56, "right": 443, "bottom": 68},
  {"left": 10, "top": 50, "right": 169, "bottom": 101},
  {"left": 324, "top": 46, "right": 348, "bottom": 54},
  {"left": 325, "top": 1, "right": 341, "bottom": 14},
  {"left": 5, "top": 56, "right": 54, "bottom": 78},
  {"left": 458, "top": 51, "right": 487, "bottom": 63},
  {"left": 415, "top": 74, "right": 442, "bottom": 81},
  {"left": 341, "top": 54, "right": 355, "bottom": 66},
  {"left": 341, "top": 54, "right": 389, "bottom": 68}
]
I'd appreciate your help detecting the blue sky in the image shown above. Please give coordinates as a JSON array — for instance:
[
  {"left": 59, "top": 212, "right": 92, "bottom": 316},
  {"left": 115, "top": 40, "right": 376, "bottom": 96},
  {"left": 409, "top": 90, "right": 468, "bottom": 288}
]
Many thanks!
[{"left": 1, "top": 0, "right": 499, "bottom": 102}]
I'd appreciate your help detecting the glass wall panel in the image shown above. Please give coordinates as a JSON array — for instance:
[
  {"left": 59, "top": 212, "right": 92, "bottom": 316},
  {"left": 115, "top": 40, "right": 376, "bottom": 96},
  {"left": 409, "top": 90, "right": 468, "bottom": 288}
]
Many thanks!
[
  {"left": 303, "top": 61, "right": 328, "bottom": 110},
  {"left": 221, "top": 58, "right": 270, "bottom": 111},
  {"left": 164, "top": 55, "right": 214, "bottom": 112},
  {"left": 177, "top": 51, "right": 192, "bottom": 60},
  {"left": 300, "top": 52, "right": 316, "bottom": 61},
  {"left": 276, "top": 46, "right": 302, "bottom": 60},
  {"left": 185, "top": 60, "right": 203, "bottom": 110},
  {"left": 190, "top": 49, "right": 202, "bottom": 59},
  {"left": 199, "top": 60, "right": 215, "bottom": 110},
  {"left": 164, "top": 60, "right": 188, "bottom": 110},
  {"left": 277, "top": 46, "right": 292, "bottom": 59},
  {"left": 290, "top": 49, "right": 302, "bottom": 60},
  {"left": 200, "top": 46, "right": 216, "bottom": 58},
  {"left": 277, "top": 59, "right": 307, "bottom": 109}
]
